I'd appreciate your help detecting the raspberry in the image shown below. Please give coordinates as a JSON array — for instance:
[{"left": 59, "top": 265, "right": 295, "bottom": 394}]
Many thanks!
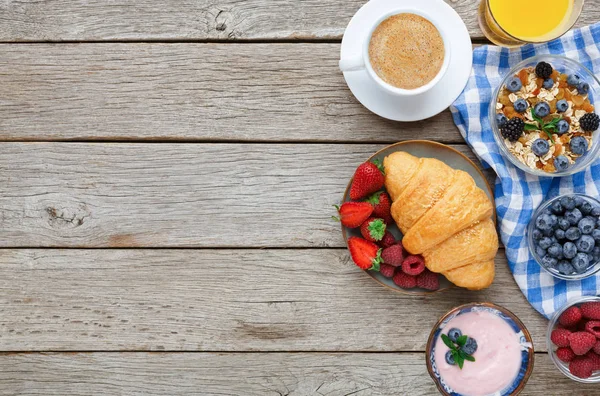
[
  {"left": 556, "top": 347, "right": 576, "bottom": 363},
  {"left": 569, "top": 331, "right": 597, "bottom": 355},
  {"left": 585, "top": 351, "right": 600, "bottom": 370},
  {"left": 581, "top": 302, "right": 600, "bottom": 320},
  {"left": 594, "top": 340, "right": 600, "bottom": 355},
  {"left": 378, "top": 231, "right": 396, "bottom": 249},
  {"left": 551, "top": 328, "right": 572, "bottom": 347},
  {"left": 392, "top": 271, "right": 416, "bottom": 289},
  {"left": 402, "top": 255, "right": 425, "bottom": 276},
  {"left": 585, "top": 320, "right": 600, "bottom": 338},
  {"left": 380, "top": 263, "right": 396, "bottom": 278},
  {"left": 570, "top": 357, "right": 594, "bottom": 379},
  {"left": 559, "top": 306, "right": 583, "bottom": 327},
  {"left": 416, "top": 269, "right": 439, "bottom": 291},
  {"left": 382, "top": 243, "right": 405, "bottom": 267}
]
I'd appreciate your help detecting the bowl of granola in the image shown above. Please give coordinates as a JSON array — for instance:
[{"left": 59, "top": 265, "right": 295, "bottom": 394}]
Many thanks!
[{"left": 491, "top": 55, "right": 600, "bottom": 176}]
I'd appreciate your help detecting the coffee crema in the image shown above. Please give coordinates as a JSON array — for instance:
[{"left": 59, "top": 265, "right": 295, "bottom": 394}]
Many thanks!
[{"left": 368, "top": 13, "right": 445, "bottom": 90}]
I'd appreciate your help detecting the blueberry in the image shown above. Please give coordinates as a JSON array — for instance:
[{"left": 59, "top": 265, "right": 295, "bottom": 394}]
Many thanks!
[
  {"left": 574, "top": 196, "right": 585, "bottom": 207},
  {"left": 593, "top": 247, "right": 600, "bottom": 262},
  {"left": 496, "top": 113, "right": 508, "bottom": 128},
  {"left": 561, "top": 196, "right": 576, "bottom": 210},
  {"left": 461, "top": 337, "right": 478, "bottom": 355},
  {"left": 566, "top": 208, "right": 583, "bottom": 225},
  {"left": 557, "top": 119, "right": 570, "bottom": 134},
  {"left": 558, "top": 218, "right": 570, "bottom": 230},
  {"left": 532, "top": 229, "right": 543, "bottom": 240},
  {"left": 563, "top": 241, "right": 578, "bottom": 259},
  {"left": 592, "top": 207, "right": 600, "bottom": 217},
  {"left": 556, "top": 99, "right": 569, "bottom": 113},
  {"left": 534, "top": 102, "right": 551, "bottom": 118},
  {"left": 539, "top": 236, "right": 554, "bottom": 249},
  {"left": 592, "top": 229, "right": 600, "bottom": 243},
  {"left": 535, "top": 246, "right": 547, "bottom": 259},
  {"left": 554, "top": 155, "right": 570, "bottom": 172},
  {"left": 536, "top": 213, "right": 555, "bottom": 231},
  {"left": 578, "top": 82, "right": 590, "bottom": 95},
  {"left": 550, "top": 200, "right": 564, "bottom": 215},
  {"left": 542, "top": 254, "right": 559, "bottom": 268},
  {"left": 532, "top": 138, "right": 550, "bottom": 156},
  {"left": 514, "top": 99, "right": 528, "bottom": 113},
  {"left": 572, "top": 253, "right": 591, "bottom": 273},
  {"left": 445, "top": 350, "right": 455, "bottom": 365},
  {"left": 579, "top": 216, "right": 596, "bottom": 234},
  {"left": 557, "top": 260, "right": 575, "bottom": 275},
  {"left": 567, "top": 74, "right": 582, "bottom": 86},
  {"left": 548, "top": 243, "right": 563, "bottom": 257},
  {"left": 448, "top": 328, "right": 462, "bottom": 342},
  {"left": 506, "top": 76, "right": 523, "bottom": 92},
  {"left": 580, "top": 201, "right": 594, "bottom": 215},
  {"left": 577, "top": 235, "right": 595, "bottom": 253},
  {"left": 555, "top": 228, "right": 566, "bottom": 240},
  {"left": 570, "top": 136, "right": 588, "bottom": 156},
  {"left": 566, "top": 227, "right": 582, "bottom": 241},
  {"left": 543, "top": 78, "right": 554, "bottom": 89}
]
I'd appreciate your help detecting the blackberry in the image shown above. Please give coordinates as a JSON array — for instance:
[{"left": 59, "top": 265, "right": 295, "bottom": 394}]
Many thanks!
[
  {"left": 580, "top": 113, "right": 600, "bottom": 132},
  {"left": 500, "top": 117, "right": 524, "bottom": 142},
  {"left": 535, "top": 61, "right": 553, "bottom": 79}
]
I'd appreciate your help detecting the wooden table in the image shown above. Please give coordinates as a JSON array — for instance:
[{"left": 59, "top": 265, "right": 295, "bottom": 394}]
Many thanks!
[{"left": 1, "top": 1, "right": 599, "bottom": 394}]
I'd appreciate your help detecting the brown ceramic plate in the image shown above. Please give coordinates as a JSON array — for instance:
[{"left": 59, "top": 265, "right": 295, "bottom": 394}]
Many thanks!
[{"left": 341, "top": 140, "right": 496, "bottom": 295}]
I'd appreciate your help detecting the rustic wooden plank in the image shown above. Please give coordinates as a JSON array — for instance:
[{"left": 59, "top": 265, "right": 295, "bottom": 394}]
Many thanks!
[
  {"left": 0, "top": 143, "right": 494, "bottom": 248},
  {"left": 0, "top": 249, "right": 547, "bottom": 352},
  {"left": 0, "top": 352, "right": 596, "bottom": 396},
  {"left": 0, "top": 43, "right": 465, "bottom": 143},
  {"left": 1, "top": 0, "right": 599, "bottom": 41}
]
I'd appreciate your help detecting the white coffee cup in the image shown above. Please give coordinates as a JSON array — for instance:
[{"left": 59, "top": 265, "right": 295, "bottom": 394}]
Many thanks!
[{"left": 339, "top": 9, "right": 451, "bottom": 97}]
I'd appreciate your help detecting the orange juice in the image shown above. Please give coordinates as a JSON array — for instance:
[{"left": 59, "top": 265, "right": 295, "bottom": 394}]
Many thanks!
[{"left": 489, "top": 0, "right": 572, "bottom": 41}]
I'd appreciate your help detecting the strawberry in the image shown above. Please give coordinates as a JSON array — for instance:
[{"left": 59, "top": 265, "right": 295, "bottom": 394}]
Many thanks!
[
  {"left": 416, "top": 269, "right": 440, "bottom": 291},
  {"left": 551, "top": 328, "right": 572, "bottom": 348},
  {"left": 334, "top": 202, "right": 373, "bottom": 228},
  {"left": 570, "top": 357, "right": 594, "bottom": 379},
  {"left": 556, "top": 347, "right": 576, "bottom": 363},
  {"left": 347, "top": 237, "right": 381, "bottom": 271},
  {"left": 381, "top": 243, "right": 405, "bottom": 267},
  {"left": 393, "top": 271, "right": 417, "bottom": 289},
  {"left": 380, "top": 264, "right": 396, "bottom": 278},
  {"left": 366, "top": 191, "right": 392, "bottom": 224},
  {"left": 360, "top": 217, "right": 387, "bottom": 242},
  {"left": 581, "top": 302, "right": 600, "bottom": 320},
  {"left": 349, "top": 161, "right": 385, "bottom": 201},
  {"left": 378, "top": 231, "right": 396, "bottom": 248},
  {"left": 402, "top": 255, "right": 426, "bottom": 276},
  {"left": 569, "top": 331, "right": 596, "bottom": 355},
  {"left": 585, "top": 320, "right": 600, "bottom": 338},
  {"left": 559, "top": 306, "right": 583, "bottom": 327}
]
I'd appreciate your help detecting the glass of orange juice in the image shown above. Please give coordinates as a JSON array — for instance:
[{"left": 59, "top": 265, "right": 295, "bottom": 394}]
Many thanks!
[{"left": 479, "top": 0, "right": 584, "bottom": 47}]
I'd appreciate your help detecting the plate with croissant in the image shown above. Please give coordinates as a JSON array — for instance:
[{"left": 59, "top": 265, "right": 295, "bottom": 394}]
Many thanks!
[{"left": 338, "top": 140, "right": 498, "bottom": 294}]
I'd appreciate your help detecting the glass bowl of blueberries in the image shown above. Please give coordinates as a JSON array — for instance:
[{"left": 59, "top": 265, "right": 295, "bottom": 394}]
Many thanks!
[
  {"left": 491, "top": 55, "right": 600, "bottom": 177},
  {"left": 528, "top": 194, "right": 600, "bottom": 280}
]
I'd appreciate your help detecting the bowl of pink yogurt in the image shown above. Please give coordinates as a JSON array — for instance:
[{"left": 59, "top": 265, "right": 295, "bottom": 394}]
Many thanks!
[{"left": 426, "top": 303, "right": 534, "bottom": 396}]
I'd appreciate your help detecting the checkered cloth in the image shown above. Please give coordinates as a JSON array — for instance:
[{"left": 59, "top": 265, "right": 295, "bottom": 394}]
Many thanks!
[{"left": 450, "top": 23, "right": 600, "bottom": 319}]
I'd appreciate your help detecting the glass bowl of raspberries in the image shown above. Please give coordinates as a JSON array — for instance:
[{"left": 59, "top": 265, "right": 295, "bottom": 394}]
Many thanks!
[
  {"left": 547, "top": 296, "right": 600, "bottom": 382},
  {"left": 490, "top": 55, "right": 600, "bottom": 177},
  {"left": 528, "top": 194, "right": 600, "bottom": 280}
]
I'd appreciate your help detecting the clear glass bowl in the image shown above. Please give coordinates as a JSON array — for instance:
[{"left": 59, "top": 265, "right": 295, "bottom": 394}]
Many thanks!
[
  {"left": 490, "top": 55, "right": 600, "bottom": 177},
  {"left": 527, "top": 193, "right": 600, "bottom": 280},
  {"left": 547, "top": 296, "right": 600, "bottom": 383}
]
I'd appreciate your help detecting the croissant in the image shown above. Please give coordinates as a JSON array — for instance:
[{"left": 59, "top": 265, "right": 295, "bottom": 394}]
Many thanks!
[{"left": 383, "top": 152, "right": 498, "bottom": 290}]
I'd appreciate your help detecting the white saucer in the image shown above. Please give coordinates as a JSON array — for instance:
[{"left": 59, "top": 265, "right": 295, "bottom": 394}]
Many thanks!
[{"left": 340, "top": 0, "right": 473, "bottom": 121}]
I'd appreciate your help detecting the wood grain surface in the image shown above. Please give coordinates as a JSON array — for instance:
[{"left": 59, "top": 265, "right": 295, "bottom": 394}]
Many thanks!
[
  {"left": 0, "top": 248, "right": 547, "bottom": 352},
  {"left": 1, "top": 352, "right": 598, "bottom": 396},
  {"left": 1, "top": 0, "right": 598, "bottom": 42},
  {"left": 0, "top": 43, "right": 462, "bottom": 143},
  {"left": 0, "top": 143, "right": 494, "bottom": 248}
]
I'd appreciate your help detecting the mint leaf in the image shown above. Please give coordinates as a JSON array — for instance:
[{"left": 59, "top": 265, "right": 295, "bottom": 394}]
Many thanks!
[
  {"left": 456, "top": 335, "right": 468, "bottom": 346},
  {"left": 457, "top": 356, "right": 464, "bottom": 369},
  {"left": 457, "top": 350, "right": 467, "bottom": 359},
  {"left": 464, "top": 354, "right": 476, "bottom": 362},
  {"left": 532, "top": 112, "right": 544, "bottom": 125},
  {"left": 441, "top": 334, "right": 455, "bottom": 350},
  {"left": 524, "top": 123, "right": 539, "bottom": 131}
]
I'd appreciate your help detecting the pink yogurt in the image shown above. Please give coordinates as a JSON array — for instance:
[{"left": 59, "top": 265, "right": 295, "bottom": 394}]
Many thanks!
[{"left": 434, "top": 310, "right": 522, "bottom": 396}]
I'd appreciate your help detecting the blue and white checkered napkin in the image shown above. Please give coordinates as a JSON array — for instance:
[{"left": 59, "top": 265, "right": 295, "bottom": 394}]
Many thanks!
[{"left": 450, "top": 23, "right": 600, "bottom": 319}]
